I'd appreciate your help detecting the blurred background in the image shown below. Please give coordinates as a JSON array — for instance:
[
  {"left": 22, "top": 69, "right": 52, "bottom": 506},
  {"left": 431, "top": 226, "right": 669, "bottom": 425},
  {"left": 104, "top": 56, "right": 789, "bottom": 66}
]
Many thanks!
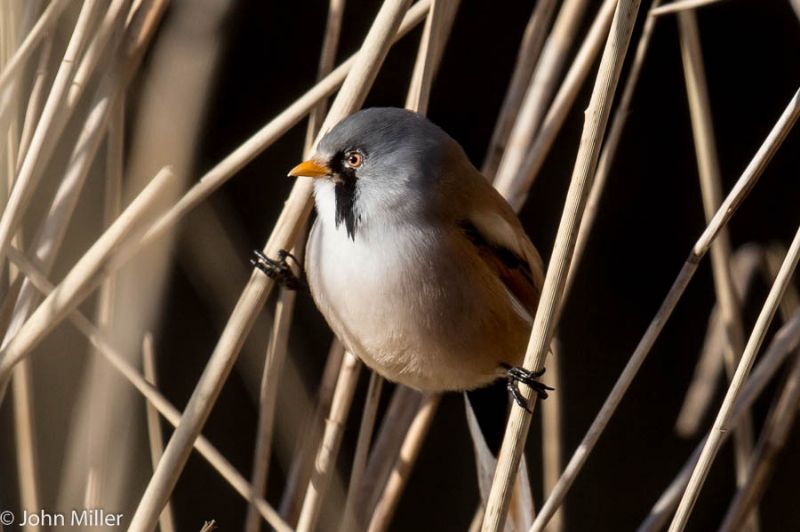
[{"left": 0, "top": 0, "right": 799, "bottom": 530}]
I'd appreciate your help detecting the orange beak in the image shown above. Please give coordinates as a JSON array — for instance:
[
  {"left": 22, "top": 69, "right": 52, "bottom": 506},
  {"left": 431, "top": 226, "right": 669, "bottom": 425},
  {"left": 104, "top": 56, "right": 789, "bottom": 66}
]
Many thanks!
[{"left": 287, "top": 159, "right": 331, "bottom": 179}]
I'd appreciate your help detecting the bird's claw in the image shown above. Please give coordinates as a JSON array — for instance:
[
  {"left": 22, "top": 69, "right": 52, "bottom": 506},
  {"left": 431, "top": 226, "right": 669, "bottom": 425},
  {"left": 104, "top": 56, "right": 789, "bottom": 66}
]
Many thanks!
[
  {"left": 504, "top": 365, "right": 554, "bottom": 412},
  {"left": 251, "top": 249, "right": 307, "bottom": 291}
]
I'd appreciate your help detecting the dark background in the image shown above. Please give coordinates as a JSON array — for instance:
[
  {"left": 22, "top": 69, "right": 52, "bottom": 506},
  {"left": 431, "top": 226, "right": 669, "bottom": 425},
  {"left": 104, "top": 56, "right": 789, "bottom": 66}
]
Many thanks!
[{"left": 4, "top": 1, "right": 795, "bottom": 531}]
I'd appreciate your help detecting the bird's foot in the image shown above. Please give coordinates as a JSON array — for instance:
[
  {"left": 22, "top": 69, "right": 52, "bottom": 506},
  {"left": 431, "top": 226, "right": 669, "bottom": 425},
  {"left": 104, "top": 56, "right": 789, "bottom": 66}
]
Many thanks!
[
  {"left": 251, "top": 249, "right": 307, "bottom": 291},
  {"left": 503, "top": 364, "right": 554, "bottom": 412}
]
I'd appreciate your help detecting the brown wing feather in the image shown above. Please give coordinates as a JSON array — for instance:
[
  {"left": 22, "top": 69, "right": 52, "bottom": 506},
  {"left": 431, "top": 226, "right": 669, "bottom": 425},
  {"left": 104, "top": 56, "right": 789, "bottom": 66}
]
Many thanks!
[{"left": 459, "top": 219, "right": 542, "bottom": 316}]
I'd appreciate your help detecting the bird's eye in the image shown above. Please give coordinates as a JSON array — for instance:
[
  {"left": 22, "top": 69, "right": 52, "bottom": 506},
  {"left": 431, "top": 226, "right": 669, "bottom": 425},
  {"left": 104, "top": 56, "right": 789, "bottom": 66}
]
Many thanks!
[{"left": 344, "top": 151, "right": 363, "bottom": 169}]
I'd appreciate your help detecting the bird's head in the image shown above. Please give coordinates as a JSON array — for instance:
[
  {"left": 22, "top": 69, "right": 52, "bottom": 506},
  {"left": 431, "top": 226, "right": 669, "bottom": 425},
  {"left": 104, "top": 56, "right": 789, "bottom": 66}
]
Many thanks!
[{"left": 288, "top": 107, "right": 464, "bottom": 240}]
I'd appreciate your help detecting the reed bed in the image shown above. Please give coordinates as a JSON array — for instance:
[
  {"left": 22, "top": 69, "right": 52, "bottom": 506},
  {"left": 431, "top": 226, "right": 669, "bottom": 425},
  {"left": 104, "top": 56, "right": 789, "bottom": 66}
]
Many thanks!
[{"left": 0, "top": 1, "right": 798, "bottom": 531}]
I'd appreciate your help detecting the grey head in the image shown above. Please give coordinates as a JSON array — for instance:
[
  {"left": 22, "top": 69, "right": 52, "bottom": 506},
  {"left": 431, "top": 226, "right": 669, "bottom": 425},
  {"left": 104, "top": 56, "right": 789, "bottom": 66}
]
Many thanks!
[{"left": 307, "top": 107, "right": 469, "bottom": 239}]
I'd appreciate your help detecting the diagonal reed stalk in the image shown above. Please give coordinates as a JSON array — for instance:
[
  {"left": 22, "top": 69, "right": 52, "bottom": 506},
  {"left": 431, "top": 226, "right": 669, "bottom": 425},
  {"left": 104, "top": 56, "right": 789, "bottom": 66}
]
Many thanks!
[
  {"left": 367, "top": 392, "right": 441, "bottom": 532},
  {"left": 650, "top": 0, "right": 728, "bottom": 16},
  {"left": 676, "top": 245, "right": 765, "bottom": 436},
  {"left": 501, "top": 0, "right": 617, "bottom": 211},
  {"left": 126, "top": 2, "right": 418, "bottom": 528},
  {"left": 677, "top": 10, "right": 758, "bottom": 530},
  {"left": 5, "top": 247, "right": 292, "bottom": 532},
  {"left": 482, "top": 2, "right": 642, "bottom": 530},
  {"left": 718, "top": 275, "right": 800, "bottom": 531},
  {"left": 565, "top": 0, "right": 662, "bottom": 298},
  {"left": 142, "top": 334, "right": 176, "bottom": 532},
  {"left": 0, "top": 0, "right": 70, "bottom": 95},
  {"left": 245, "top": 1, "right": 346, "bottom": 529},
  {"left": 492, "top": 0, "right": 588, "bottom": 194},
  {"left": 0, "top": 0, "right": 101, "bottom": 279},
  {"left": 720, "top": 366, "right": 800, "bottom": 529},
  {"left": 482, "top": 0, "right": 557, "bottom": 178},
  {"left": 638, "top": 310, "right": 800, "bottom": 532},
  {"left": 668, "top": 228, "right": 800, "bottom": 530},
  {"left": 0, "top": 167, "right": 175, "bottom": 386}
]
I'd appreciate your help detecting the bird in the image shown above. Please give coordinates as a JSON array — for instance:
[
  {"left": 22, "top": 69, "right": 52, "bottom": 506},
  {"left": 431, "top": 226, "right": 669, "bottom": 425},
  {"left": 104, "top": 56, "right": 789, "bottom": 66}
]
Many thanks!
[{"left": 254, "top": 107, "right": 550, "bottom": 408}]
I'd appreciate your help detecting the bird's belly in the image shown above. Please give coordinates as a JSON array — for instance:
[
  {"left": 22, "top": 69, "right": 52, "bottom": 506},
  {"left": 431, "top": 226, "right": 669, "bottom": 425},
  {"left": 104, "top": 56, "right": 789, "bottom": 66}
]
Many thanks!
[{"left": 307, "top": 221, "right": 528, "bottom": 391}]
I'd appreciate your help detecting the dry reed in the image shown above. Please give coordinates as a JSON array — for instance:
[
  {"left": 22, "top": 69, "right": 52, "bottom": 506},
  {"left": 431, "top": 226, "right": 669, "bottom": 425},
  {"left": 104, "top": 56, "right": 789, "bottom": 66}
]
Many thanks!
[{"left": 483, "top": 2, "right": 642, "bottom": 529}]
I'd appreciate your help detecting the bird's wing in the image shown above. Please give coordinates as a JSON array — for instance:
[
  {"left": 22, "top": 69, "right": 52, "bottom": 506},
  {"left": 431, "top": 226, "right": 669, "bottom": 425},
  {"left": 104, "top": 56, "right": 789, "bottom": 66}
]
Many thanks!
[{"left": 461, "top": 197, "right": 544, "bottom": 317}]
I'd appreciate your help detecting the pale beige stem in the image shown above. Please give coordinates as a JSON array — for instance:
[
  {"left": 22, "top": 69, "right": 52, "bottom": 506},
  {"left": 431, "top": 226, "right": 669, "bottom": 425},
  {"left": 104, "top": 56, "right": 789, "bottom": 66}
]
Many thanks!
[
  {"left": 530, "top": 86, "right": 800, "bottom": 532},
  {"left": 0, "top": 0, "right": 70, "bottom": 94},
  {"left": 482, "top": 2, "right": 642, "bottom": 530},
  {"left": 638, "top": 310, "right": 800, "bottom": 532},
  {"left": 541, "top": 348, "right": 563, "bottom": 532},
  {"left": 127, "top": 2, "right": 415, "bottom": 529},
  {"left": 367, "top": 393, "right": 441, "bottom": 532},
  {"left": 6, "top": 247, "right": 291, "bottom": 532},
  {"left": 279, "top": 339, "right": 345, "bottom": 524},
  {"left": 718, "top": 351, "right": 800, "bottom": 531},
  {"left": 669, "top": 224, "right": 800, "bottom": 530},
  {"left": 0, "top": 167, "right": 175, "bottom": 382},
  {"left": 142, "top": 334, "right": 176, "bottom": 532},
  {"left": 565, "top": 0, "right": 663, "bottom": 297},
  {"left": 501, "top": 0, "right": 617, "bottom": 211},
  {"left": 492, "top": 0, "right": 589, "bottom": 194},
  {"left": 341, "top": 372, "right": 385, "bottom": 532},
  {"left": 0, "top": 0, "right": 101, "bottom": 278},
  {"left": 676, "top": 246, "right": 764, "bottom": 436},
  {"left": 482, "top": 0, "right": 558, "bottom": 178},
  {"left": 297, "top": 352, "right": 363, "bottom": 532},
  {"left": 651, "top": 0, "right": 728, "bottom": 16},
  {"left": 677, "top": 10, "right": 757, "bottom": 530}
]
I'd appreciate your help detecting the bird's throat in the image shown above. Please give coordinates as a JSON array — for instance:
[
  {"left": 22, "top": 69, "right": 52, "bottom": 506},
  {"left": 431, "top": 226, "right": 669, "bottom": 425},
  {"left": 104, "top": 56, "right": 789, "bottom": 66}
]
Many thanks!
[{"left": 334, "top": 175, "right": 358, "bottom": 240}]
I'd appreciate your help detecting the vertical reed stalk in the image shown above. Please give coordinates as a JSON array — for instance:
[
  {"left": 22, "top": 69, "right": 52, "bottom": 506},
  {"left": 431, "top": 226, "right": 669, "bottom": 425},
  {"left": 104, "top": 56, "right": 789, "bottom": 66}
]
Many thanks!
[
  {"left": 677, "top": 10, "right": 758, "bottom": 530},
  {"left": 530, "top": 86, "right": 800, "bottom": 532},
  {"left": 482, "top": 2, "right": 642, "bottom": 530},
  {"left": 669, "top": 226, "right": 800, "bottom": 530},
  {"left": 142, "top": 334, "right": 176, "bottom": 532}
]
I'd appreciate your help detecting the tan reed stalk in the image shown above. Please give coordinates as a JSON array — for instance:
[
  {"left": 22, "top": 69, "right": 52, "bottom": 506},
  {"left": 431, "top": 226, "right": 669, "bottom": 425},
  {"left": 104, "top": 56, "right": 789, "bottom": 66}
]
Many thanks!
[
  {"left": 339, "top": 6, "right": 455, "bottom": 528},
  {"left": 0, "top": 0, "right": 101, "bottom": 279},
  {"left": 0, "top": 0, "right": 70, "bottom": 94},
  {"left": 482, "top": 2, "right": 642, "bottom": 530},
  {"left": 246, "top": 0, "right": 346, "bottom": 526},
  {"left": 565, "top": 0, "right": 663, "bottom": 298},
  {"left": 244, "top": 255, "right": 300, "bottom": 532},
  {"left": 86, "top": 0, "right": 430, "bottom": 304},
  {"left": 0, "top": 166, "right": 175, "bottom": 384},
  {"left": 297, "top": 352, "right": 363, "bottom": 532},
  {"left": 500, "top": 0, "right": 617, "bottom": 211},
  {"left": 357, "top": 386, "right": 424, "bottom": 518},
  {"left": 142, "top": 334, "right": 176, "bottom": 532},
  {"left": 765, "top": 245, "right": 800, "bottom": 317},
  {"left": 279, "top": 339, "right": 345, "bottom": 523},
  {"left": 482, "top": 0, "right": 558, "bottom": 178},
  {"left": 199, "top": 520, "right": 217, "bottom": 532},
  {"left": 5, "top": 247, "right": 292, "bottom": 532},
  {"left": 492, "top": 0, "right": 589, "bottom": 194},
  {"left": 126, "top": 2, "right": 416, "bottom": 528},
  {"left": 677, "top": 11, "right": 758, "bottom": 529},
  {"left": 529, "top": 86, "right": 800, "bottom": 532},
  {"left": 0, "top": 0, "right": 165, "bottom": 399},
  {"left": 10, "top": 362, "right": 39, "bottom": 532},
  {"left": 638, "top": 310, "right": 800, "bottom": 532},
  {"left": 541, "top": 347, "right": 563, "bottom": 532},
  {"left": 718, "top": 292, "right": 800, "bottom": 531},
  {"left": 669, "top": 224, "right": 800, "bottom": 531},
  {"left": 15, "top": 36, "right": 51, "bottom": 166},
  {"left": 676, "top": 246, "right": 764, "bottom": 436},
  {"left": 367, "top": 392, "right": 441, "bottom": 532},
  {"left": 305, "top": 0, "right": 345, "bottom": 155},
  {"left": 650, "top": 0, "right": 728, "bottom": 16},
  {"left": 341, "top": 372, "right": 385, "bottom": 531}
]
